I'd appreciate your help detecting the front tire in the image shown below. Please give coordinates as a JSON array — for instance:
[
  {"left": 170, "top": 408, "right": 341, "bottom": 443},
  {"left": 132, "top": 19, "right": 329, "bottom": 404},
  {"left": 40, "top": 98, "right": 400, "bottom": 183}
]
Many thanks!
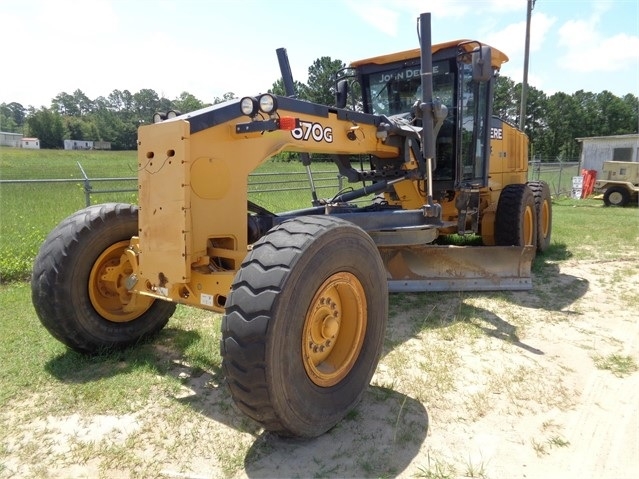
[
  {"left": 31, "top": 203, "right": 176, "bottom": 354},
  {"left": 221, "top": 216, "right": 388, "bottom": 438}
]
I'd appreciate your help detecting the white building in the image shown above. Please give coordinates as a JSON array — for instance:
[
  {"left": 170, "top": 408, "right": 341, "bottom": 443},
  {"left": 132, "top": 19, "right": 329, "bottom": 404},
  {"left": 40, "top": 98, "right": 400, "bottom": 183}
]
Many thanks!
[
  {"left": 0, "top": 131, "right": 22, "bottom": 147},
  {"left": 20, "top": 137, "right": 40, "bottom": 149},
  {"left": 64, "top": 139, "right": 94, "bottom": 150},
  {"left": 577, "top": 134, "right": 639, "bottom": 176}
]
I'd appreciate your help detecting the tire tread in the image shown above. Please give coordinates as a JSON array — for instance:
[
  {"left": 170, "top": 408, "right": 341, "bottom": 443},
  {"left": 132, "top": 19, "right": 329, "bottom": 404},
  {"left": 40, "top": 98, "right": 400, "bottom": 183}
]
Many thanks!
[
  {"left": 221, "top": 216, "right": 385, "bottom": 437},
  {"left": 31, "top": 203, "right": 175, "bottom": 353}
]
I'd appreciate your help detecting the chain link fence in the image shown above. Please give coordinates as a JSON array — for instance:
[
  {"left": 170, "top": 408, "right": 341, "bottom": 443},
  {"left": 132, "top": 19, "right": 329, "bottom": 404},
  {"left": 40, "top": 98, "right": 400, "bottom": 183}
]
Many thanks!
[
  {"left": 528, "top": 160, "right": 581, "bottom": 197},
  {"left": 1, "top": 159, "right": 584, "bottom": 208},
  {"left": 0, "top": 166, "right": 348, "bottom": 210}
]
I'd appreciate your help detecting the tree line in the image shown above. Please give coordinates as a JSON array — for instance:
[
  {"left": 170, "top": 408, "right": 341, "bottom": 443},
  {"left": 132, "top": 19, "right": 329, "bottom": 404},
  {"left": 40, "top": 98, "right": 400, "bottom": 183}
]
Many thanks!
[
  {"left": 0, "top": 90, "right": 224, "bottom": 150},
  {"left": 1, "top": 56, "right": 637, "bottom": 159},
  {"left": 493, "top": 77, "right": 638, "bottom": 159}
]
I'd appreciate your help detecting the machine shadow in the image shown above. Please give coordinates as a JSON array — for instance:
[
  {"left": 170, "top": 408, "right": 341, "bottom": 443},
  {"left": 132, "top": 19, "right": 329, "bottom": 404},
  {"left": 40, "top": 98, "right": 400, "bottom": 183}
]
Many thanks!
[
  {"left": 45, "top": 328, "right": 212, "bottom": 385},
  {"left": 44, "top": 326, "right": 260, "bottom": 436},
  {"left": 45, "top": 326, "right": 428, "bottom": 478},
  {"left": 384, "top": 241, "right": 589, "bottom": 358},
  {"left": 241, "top": 386, "right": 429, "bottom": 478}
]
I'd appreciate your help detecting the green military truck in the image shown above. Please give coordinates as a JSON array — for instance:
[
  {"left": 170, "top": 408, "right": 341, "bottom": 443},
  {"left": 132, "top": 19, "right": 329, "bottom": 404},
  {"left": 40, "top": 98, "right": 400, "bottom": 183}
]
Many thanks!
[{"left": 594, "top": 161, "right": 639, "bottom": 207}]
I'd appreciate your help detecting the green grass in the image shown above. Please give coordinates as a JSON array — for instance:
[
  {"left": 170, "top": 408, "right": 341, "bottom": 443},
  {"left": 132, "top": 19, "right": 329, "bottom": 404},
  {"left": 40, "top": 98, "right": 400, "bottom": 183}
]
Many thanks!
[
  {"left": 0, "top": 282, "right": 236, "bottom": 477},
  {"left": 0, "top": 148, "right": 139, "bottom": 180},
  {"left": 0, "top": 149, "right": 345, "bottom": 281},
  {"left": 593, "top": 353, "right": 639, "bottom": 377},
  {"left": 3, "top": 149, "right": 636, "bottom": 283},
  {"left": 0, "top": 282, "right": 220, "bottom": 411},
  {"left": 542, "top": 198, "right": 638, "bottom": 261},
  {"left": 0, "top": 149, "right": 140, "bottom": 282},
  {"left": 0, "top": 283, "right": 67, "bottom": 404},
  {"left": 1, "top": 147, "right": 636, "bottom": 284}
]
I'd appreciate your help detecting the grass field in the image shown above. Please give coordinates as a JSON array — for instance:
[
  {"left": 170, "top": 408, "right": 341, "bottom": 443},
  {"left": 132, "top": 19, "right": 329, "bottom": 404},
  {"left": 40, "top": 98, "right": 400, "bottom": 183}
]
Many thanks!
[
  {"left": 0, "top": 148, "right": 586, "bottom": 282},
  {"left": 0, "top": 148, "right": 342, "bottom": 282},
  {"left": 1, "top": 148, "right": 638, "bottom": 478},
  {"left": 1, "top": 150, "right": 137, "bottom": 282}
]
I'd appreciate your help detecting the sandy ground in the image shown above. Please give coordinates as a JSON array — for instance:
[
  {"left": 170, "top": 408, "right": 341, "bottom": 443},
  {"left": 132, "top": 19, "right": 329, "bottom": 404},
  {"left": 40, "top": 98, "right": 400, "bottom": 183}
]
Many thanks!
[
  {"left": 2, "top": 257, "right": 638, "bottom": 479},
  {"left": 236, "top": 258, "right": 639, "bottom": 479}
]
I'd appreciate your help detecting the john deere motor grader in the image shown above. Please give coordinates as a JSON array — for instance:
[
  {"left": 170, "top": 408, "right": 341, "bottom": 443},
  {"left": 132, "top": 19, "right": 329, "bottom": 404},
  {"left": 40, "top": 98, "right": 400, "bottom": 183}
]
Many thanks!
[{"left": 32, "top": 13, "right": 552, "bottom": 438}]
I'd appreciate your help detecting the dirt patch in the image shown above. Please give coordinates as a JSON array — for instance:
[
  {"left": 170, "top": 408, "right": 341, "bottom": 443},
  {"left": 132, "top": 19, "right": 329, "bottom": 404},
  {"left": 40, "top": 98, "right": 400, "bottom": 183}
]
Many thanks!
[
  {"left": 395, "top": 258, "right": 638, "bottom": 479},
  {"left": 2, "top": 258, "right": 638, "bottom": 478}
]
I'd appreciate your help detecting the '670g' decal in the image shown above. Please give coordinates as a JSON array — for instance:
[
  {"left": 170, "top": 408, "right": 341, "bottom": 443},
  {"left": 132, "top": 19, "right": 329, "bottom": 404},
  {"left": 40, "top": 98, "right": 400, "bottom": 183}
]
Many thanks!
[{"left": 291, "top": 121, "right": 333, "bottom": 143}]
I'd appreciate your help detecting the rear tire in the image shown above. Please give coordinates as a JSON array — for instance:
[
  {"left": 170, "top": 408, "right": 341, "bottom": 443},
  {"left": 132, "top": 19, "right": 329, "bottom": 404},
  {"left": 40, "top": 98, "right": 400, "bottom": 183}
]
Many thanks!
[
  {"left": 495, "top": 184, "right": 537, "bottom": 249},
  {"left": 31, "top": 203, "right": 176, "bottom": 354},
  {"left": 221, "top": 216, "right": 388, "bottom": 438},
  {"left": 603, "top": 186, "right": 630, "bottom": 207},
  {"left": 527, "top": 181, "right": 552, "bottom": 252}
]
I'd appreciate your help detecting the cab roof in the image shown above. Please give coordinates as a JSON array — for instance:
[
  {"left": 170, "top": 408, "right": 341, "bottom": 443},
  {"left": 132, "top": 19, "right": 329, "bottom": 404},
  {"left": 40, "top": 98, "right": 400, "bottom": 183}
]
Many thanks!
[{"left": 350, "top": 39, "right": 508, "bottom": 70}]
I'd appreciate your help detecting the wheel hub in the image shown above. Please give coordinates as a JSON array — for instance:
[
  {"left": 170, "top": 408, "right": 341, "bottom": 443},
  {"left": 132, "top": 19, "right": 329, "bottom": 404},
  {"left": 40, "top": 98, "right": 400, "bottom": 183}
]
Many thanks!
[
  {"left": 322, "top": 316, "right": 339, "bottom": 339},
  {"left": 302, "top": 272, "right": 367, "bottom": 387},
  {"left": 609, "top": 191, "right": 623, "bottom": 205},
  {"left": 88, "top": 241, "right": 153, "bottom": 322}
]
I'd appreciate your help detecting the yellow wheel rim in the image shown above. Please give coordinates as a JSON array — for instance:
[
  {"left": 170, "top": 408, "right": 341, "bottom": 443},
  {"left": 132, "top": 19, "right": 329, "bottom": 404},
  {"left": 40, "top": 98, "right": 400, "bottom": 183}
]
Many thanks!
[
  {"left": 523, "top": 205, "right": 534, "bottom": 245},
  {"left": 302, "top": 272, "right": 367, "bottom": 387},
  {"left": 540, "top": 199, "right": 550, "bottom": 240},
  {"left": 88, "top": 240, "right": 153, "bottom": 322}
]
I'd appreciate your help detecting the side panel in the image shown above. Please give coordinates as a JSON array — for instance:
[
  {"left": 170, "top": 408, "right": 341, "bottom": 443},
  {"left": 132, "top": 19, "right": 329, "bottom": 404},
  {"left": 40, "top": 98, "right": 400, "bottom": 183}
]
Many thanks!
[
  {"left": 134, "top": 99, "right": 400, "bottom": 311},
  {"left": 137, "top": 120, "right": 191, "bottom": 287},
  {"left": 602, "top": 161, "right": 639, "bottom": 183},
  {"left": 488, "top": 117, "right": 528, "bottom": 203}
]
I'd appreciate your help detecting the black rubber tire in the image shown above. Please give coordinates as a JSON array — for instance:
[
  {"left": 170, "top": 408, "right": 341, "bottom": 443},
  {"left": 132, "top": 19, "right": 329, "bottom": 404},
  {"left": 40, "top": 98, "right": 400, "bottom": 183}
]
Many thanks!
[
  {"left": 31, "top": 203, "right": 176, "bottom": 354},
  {"left": 527, "top": 181, "right": 552, "bottom": 252},
  {"left": 221, "top": 216, "right": 388, "bottom": 438},
  {"left": 603, "top": 186, "right": 630, "bottom": 207},
  {"left": 495, "top": 184, "right": 537, "bottom": 249}
]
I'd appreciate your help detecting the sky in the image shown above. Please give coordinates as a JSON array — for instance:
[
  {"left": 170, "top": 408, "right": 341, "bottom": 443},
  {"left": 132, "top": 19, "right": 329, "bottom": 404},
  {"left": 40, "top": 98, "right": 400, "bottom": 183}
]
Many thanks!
[{"left": 1, "top": 0, "right": 638, "bottom": 109}]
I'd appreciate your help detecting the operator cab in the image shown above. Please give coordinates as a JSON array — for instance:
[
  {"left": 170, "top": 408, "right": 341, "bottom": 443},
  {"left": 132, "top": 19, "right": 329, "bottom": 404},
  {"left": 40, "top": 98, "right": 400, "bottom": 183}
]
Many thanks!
[{"left": 349, "top": 40, "right": 507, "bottom": 195}]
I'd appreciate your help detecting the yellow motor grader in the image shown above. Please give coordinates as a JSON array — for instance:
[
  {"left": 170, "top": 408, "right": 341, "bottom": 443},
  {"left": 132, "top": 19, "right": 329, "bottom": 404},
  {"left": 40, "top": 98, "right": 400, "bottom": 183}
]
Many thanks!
[{"left": 32, "top": 13, "right": 551, "bottom": 438}]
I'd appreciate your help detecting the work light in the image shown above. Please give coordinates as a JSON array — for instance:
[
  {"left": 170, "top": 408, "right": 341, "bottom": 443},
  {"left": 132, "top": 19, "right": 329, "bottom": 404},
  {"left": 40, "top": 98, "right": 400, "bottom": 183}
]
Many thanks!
[
  {"left": 240, "top": 97, "right": 259, "bottom": 117},
  {"left": 258, "top": 94, "right": 277, "bottom": 114}
]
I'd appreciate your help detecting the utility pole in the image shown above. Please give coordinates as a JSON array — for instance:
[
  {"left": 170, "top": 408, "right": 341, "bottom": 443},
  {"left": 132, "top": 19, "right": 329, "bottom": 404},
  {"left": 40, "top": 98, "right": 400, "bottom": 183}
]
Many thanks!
[{"left": 519, "top": 0, "right": 535, "bottom": 131}]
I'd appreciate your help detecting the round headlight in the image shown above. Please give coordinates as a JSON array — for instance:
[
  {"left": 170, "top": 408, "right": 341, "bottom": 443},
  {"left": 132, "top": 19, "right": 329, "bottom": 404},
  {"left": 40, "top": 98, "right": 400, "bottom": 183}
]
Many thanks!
[
  {"left": 258, "top": 94, "right": 277, "bottom": 114},
  {"left": 166, "top": 110, "right": 181, "bottom": 119},
  {"left": 240, "top": 97, "right": 258, "bottom": 117},
  {"left": 152, "top": 112, "right": 165, "bottom": 124}
]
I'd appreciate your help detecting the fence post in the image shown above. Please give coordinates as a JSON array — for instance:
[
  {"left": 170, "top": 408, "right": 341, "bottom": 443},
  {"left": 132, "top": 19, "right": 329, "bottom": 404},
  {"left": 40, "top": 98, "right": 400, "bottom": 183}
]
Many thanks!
[
  {"left": 536, "top": 160, "right": 541, "bottom": 181},
  {"left": 557, "top": 161, "right": 563, "bottom": 197},
  {"left": 77, "top": 162, "right": 92, "bottom": 207}
]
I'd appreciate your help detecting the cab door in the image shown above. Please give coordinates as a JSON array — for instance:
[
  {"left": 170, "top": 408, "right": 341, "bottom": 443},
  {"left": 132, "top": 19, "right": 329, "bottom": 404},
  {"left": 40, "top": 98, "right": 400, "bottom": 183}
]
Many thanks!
[{"left": 457, "top": 62, "right": 492, "bottom": 188}]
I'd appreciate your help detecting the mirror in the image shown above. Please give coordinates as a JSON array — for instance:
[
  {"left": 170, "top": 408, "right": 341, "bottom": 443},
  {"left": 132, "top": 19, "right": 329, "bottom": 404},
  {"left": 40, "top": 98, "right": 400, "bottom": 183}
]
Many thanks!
[
  {"left": 472, "top": 46, "right": 493, "bottom": 82},
  {"left": 335, "top": 79, "right": 349, "bottom": 108}
]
